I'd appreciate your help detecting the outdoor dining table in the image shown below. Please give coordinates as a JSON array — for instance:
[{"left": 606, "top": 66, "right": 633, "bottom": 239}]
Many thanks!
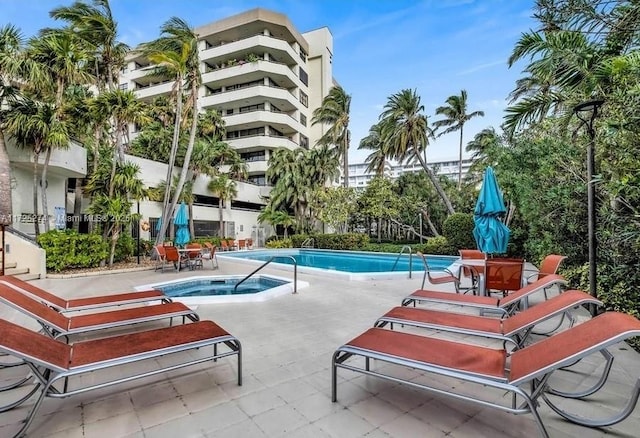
[{"left": 458, "top": 259, "right": 488, "bottom": 296}]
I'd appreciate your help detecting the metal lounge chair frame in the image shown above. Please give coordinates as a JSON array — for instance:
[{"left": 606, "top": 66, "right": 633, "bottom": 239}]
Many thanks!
[
  {"left": 0, "top": 318, "right": 241, "bottom": 438},
  {"left": 416, "top": 252, "right": 461, "bottom": 292},
  {"left": 401, "top": 274, "right": 567, "bottom": 316},
  {"left": 377, "top": 290, "right": 601, "bottom": 350},
  {"left": 0, "top": 284, "right": 198, "bottom": 341},
  {"left": 0, "top": 275, "right": 171, "bottom": 312},
  {"left": 333, "top": 312, "right": 640, "bottom": 438}
]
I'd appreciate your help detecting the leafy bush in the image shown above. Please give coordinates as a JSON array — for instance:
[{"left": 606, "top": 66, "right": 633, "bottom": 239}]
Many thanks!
[
  {"left": 38, "top": 230, "right": 109, "bottom": 272},
  {"left": 266, "top": 238, "right": 292, "bottom": 248},
  {"left": 415, "top": 236, "right": 455, "bottom": 255},
  {"left": 114, "top": 233, "right": 135, "bottom": 262},
  {"left": 442, "top": 213, "right": 476, "bottom": 252},
  {"left": 290, "top": 234, "right": 311, "bottom": 247},
  {"left": 314, "top": 233, "right": 369, "bottom": 250},
  {"left": 360, "top": 243, "right": 414, "bottom": 253},
  {"left": 265, "top": 235, "right": 279, "bottom": 245},
  {"left": 134, "top": 239, "right": 155, "bottom": 257}
]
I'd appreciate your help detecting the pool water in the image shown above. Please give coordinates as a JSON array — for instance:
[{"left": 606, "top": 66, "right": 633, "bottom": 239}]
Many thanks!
[
  {"left": 156, "top": 277, "right": 288, "bottom": 298},
  {"left": 220, "top": 249, "right": 455, "bottom": 273}
]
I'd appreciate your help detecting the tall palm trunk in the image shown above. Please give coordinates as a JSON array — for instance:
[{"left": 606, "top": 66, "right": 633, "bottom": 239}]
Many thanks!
[
  {"left": 414, "top": 150, "right": 455, "bottom": 214},
  {"left": 156, "top": 76, "right": 184, "bottom": 245},
  {"left": 458, "top": 127, "right": 464, "bottom": 189},
  {"left": 188, "top": 200, "right": 194, "bottom": 238},
  {"left": 32, "top": 150, "right": 41, "bottom": 237},
  {"left": 343, "top": 134, "right": 349, "bottom": 187},
  {"left": 0, "top": 130, "right": 13, "bottom": 226},
  {"left": 218, "top": 198, "right": 224, "bottom": 237},
  {"left": 166, "top": 81, "right": 199, "bottom": 240},
  {"left": 40, "top": 147, "right": 52, "bottom": 232}
]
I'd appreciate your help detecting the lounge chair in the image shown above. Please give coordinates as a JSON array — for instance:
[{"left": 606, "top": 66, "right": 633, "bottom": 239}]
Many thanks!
[
  {"left": 0, "top": 317, "right": 241, "bottom": 437},
  {"left": 525, "top": 254, "right": 567, "bottom": 299},
  {"left": 0, "top": 275, "right": 171, "bottom": 312},
  {"left": 402, "top": 274, "right": 566, "bottom": 316},
  {"left": 333, "top": 311, "right": 640, "bottom": 438},
  {"left": 376, "top": 290, "right": 601, "bottom": 349},
  {"left": 0, "top": 284, "right": 198, "bottom": 341}
]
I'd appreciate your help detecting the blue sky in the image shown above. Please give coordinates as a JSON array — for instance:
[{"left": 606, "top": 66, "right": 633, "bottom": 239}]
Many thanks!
[{"left": 3, "top": 0, "right": 537, "bottom": 163}]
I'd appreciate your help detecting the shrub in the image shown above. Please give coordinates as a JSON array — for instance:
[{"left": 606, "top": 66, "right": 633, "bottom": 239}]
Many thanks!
[
  {"left": 114, "top": 233, "right": 135, "bottom": 262},
  {"left": 290, "top": 234, "right": 311, "bottom": 247},
  {"left": 416, "top": 236, "right": 454, "bottom": 255},
  {"left": 442, "top": 213, "right": 476, "bottom": 252},
  {"left": 360, "top": 243, "right": 413, "bottom": 253},
  {"left": 134, "top": 239, "right": 155, "bottom": 257},
  {"left": 314, "top": 233, "right": 369, "bottom": 250},
  {"left": 38, "top": 230, "right": 109, "bottom": 272},
  {"left": 266, "top": 238, "right": 292, "bottom": 248},
  {"left": 265, "top": 235, "right": 279, "bottom": 245}
]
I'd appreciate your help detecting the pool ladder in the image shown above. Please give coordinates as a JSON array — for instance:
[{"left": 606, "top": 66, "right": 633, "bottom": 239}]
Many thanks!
[
  {"left": 391, "top": 245, "right": 413, "bottom": 279},
  {"left": 234, "top": 256, "right": 298, "bottom": 294}
]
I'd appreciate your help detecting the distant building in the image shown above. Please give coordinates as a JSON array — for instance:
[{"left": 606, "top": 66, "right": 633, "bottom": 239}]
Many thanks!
[{"left": 346, "top": 157, "right": 473, "bottom": 189}]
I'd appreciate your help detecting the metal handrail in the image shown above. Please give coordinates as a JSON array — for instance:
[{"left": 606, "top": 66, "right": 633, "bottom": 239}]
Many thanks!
[
  {"left": 301, "top": 237, "right": 314, "bottom": 248},
  {"left": 5, "top": 226, "right": 39, "bottom": 246},
  {"left": 234, "top": 255, "right": 298, "bottom": 294},
  {"left": 391, "top": 245, "right": 413, "bottom": 279}
]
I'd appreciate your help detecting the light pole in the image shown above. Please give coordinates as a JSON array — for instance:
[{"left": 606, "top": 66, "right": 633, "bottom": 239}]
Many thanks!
[{"left": 573, "top": 99, "right": 604, "bottom": 314}]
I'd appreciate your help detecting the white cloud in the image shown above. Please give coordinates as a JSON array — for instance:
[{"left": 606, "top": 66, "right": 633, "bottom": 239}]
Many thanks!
[{"left": 457, "top": 59, "right": 505, "bottom": 76}]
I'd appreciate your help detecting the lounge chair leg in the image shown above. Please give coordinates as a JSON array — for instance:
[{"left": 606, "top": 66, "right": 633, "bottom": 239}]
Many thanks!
[
  {"left": 365, "top": 357, "right": 370, "bottom": 371},
  {"left": 331, "top": 351, "right": 340, "bottom": 402},
  {"left": 548, "top": 349, "right": 614, "bottom": 398},
  {"left": 213, "top": 344, "right": 217, "bottom": 362},
  {"left": 237, "top": 340, "right": 242, "bottom": 386},
  {"left": 542, "top": 378, "right": 640, "bottom": 428},
  {"left": 0, "top": 382, "right": 41, "bottom": 413}
]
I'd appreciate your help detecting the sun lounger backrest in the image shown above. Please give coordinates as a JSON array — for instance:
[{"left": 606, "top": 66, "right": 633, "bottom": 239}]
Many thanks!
[
  {"left": 0, "top": 284, "right": 68, "bottom": 331},
  {"left": 498, "top": 274, "right": 566, "bottom": 307},
  {"left": 0, "top": 319, "right": 70, "bottom": 371},
  {"left": 0, "top": 275, "right": 67, "bottom": 309},
  {"left": 509, "top": 312, "right": 640, "bottom": 384},
  {"left": 538, "top": 254, "right": 567, "bottom": 276},
  {"left": 501, "top": 290, "right": 601, "bottom": 335}
]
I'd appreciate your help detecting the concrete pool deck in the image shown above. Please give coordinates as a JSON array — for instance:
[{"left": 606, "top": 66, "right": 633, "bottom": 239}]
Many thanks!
[{"left": 0, "top": 256, "right": 639, "bottom": 437}]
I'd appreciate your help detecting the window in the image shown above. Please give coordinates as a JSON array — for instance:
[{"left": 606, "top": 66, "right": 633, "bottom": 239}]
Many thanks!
[
  {"left": 299, "top": 49, "right": 307, "bottom": 62},
  {"left": 240, "top": 151, "right": 266, "bottom": 162},
  {"left": 239, "top": 103, "right": 265, "bottom": 113},
  {"left": 268, "top": 126, "right": 284, "bottom": 137},
  {"left": 270, "top": 103, "right": 282, "bottom": 113},
  {"left": 226, "top": 127, "right": 265, "bottom": 139},
  {"left": 300, "top": 91, "right": 308, "bottom": 107},
  {"left": 118, "top": 83, "right": 128, "bottom": 90},
  {"left": 300, "top": 114, "right": 307, "bottom": 127},
  {"left": 227, "top": 79, "right": 263, "bottom": 91},
  {"left": 226, "top": 108, "right": 234, "bottom": 115},
  {"left": 300, "top": 135, "right": 309, "bottom": 149},
  {"left": 247, "top": 175, "right": 267, "bottom": 186},
  {"left": 299, "top": 67, "right": 308, "bottom": 86}
]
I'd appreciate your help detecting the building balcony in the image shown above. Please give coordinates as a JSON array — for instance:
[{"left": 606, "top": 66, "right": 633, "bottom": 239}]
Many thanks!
[
  {"left": 227, "top": 135, "right": 299, "bottom": 152},
  {"left": 200, "top": 85, "right": 300, "bottom": 112},
  {"left": 201, "top": 60, "right": 301, "bottom": 90},
  {"left": 133, "top": 81, "right": 173, "bottom": 101},
  {"left": 7, "top": 139, "right": 86, "bottom": 178},
  {"left": 200, "top": 34, "right": 299, "bottom": 67},
  {"left": 224, "top": 110, "right": 304, "bottom": 134}
]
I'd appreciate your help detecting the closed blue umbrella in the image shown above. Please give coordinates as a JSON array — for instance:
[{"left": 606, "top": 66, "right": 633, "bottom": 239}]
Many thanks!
[
  {"left": 473, "top": 167, "right": 510, "bottom": 254},
  {"left": 174, "top": 202, "right": 190, "bottom": 247}
]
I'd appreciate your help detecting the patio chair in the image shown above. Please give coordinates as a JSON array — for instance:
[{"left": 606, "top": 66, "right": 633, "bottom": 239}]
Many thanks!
[
  {"left": 377, "top": 290, "right": 601, "bottom": 350},
  {"left": 185, "top": 243, "right": 204, "bottom": 270},
  {"left": 0, "top": 317, "right": 241, "bottom": 437},
  {"left": 202, "top": 243, "right": 219, "bottom": 269},
  {"left": 525, "top": 254, "right": 567, "bottom": 299},
  {"left": 237, "top": 239, "right": 246, "bottom": 250},
  {"left": 402, "top": 274, "right": 567, "bottom": 316},
  {"left": 333, "top": 311, "right": 640, "bottom": 438},
  {"left": 416, "top": 252, "right": 461, "bottom": 292},
  {"left": 485, "top": 258, "right": 525, "bottom": 296},
  {"left": 220, "top": 240, "right": 229, "bottom": 251},
  {"left": 0, "top": 275, "right": 171, "bottom": 312},
  {"left": 154, "top": 244, "right": 183, "bottom": 272},
  {"left": 0, "top": 284, "right": 198, "bottom": 341},
  {"left": 458, "top": 249, "right": 485, "bottom": 294},
  {"left": 227, "top": 239, "right": 238, "bottom": 251},
  {"left": 246, "top": 238, "right": 253, "bottom": 249}
]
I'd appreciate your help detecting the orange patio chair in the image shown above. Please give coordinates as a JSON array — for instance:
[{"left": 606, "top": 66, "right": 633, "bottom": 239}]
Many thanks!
[
  {"left": 202, "top": 242, "right": 219, "bottom": 269},
  {"left": 220, "top": 240, "right": 229, "bottom": 251},
  {"left": 237, "top": 239, "right": 246, "bottom": 250},
  {"left": 416, "top": 252, "right": 460, "bottom": 292},
  {"left": 485, "top": 257, "right": 525, "bottom": 297},
  {"left": 458, "top": 249, "right": 485, "bottom": 294},
  {"left": 526, "top": 254, "right": 568, "bottom": 299},
  {"left": 185, "top": 243, "right": 204, "bottom": 270}
]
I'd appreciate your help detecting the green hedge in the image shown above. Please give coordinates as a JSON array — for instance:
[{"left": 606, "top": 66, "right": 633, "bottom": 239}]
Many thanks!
[
  {"left": 415, "top": 236, "right": 455, "bottom": 255},
  {"left": 266, "top": 238, "right": 292, "bottom": 248},
  {"left": 37, "top": 230, "right": 109, "bottom": 272},
  {"left": 442, "top": 213, "right": 476, "bottom": 252},
  {"left": 313, "top": 233, "right": 369, "bottom": 250}
]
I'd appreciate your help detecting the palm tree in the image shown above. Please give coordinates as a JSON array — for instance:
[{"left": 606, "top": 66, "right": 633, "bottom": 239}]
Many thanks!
[
  {"left": 143, "top": 17, "right": 200, "bottom": 245},
  {"left": 433, "top": 90, "right": 484, "bottom": 189},
  {"left": 379, "top": 89, "right": 455, "bottom": 214},
  {"left": 207, "top": 174, "right": 237, "bottom": 238},
  {"left": 0, "top": 25, "right": 25, "bottom": 227},
  {"left": 311, "top": 85, "right": 351, "bottom": 187},
  {"left": 50, "top": 0, "right": 128, "bottom": 91},
  {"left": 358, "top": 122, "right": 387, "bottom": 176},
  {"left": 4, "top": 98, "right": 70, "bottom": 236}
]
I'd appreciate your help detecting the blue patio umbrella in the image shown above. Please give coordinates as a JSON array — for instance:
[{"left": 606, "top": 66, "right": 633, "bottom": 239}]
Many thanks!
[
  {"left": 473, "top": 167, "right": 510, "bottom": 254},
  {"left": 174, "top": 202, "right": 190, "bottom": 247}
]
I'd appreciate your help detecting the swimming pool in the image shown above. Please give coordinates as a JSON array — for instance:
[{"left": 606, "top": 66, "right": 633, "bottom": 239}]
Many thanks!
[
  {"left": 218, "top": 249, "right": 458, "bottom": 281},
  {"left": 137, "top": 274, "right": 308, "bottom": 305}
]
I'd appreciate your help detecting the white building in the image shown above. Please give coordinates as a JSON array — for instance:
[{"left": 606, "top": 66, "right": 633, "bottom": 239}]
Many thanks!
[
  {"left": 347, "top": 157, "right": 474, "bottom": 189},
  {"left": 119, "top": 8, "right": 335, "bottom": 241}
]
